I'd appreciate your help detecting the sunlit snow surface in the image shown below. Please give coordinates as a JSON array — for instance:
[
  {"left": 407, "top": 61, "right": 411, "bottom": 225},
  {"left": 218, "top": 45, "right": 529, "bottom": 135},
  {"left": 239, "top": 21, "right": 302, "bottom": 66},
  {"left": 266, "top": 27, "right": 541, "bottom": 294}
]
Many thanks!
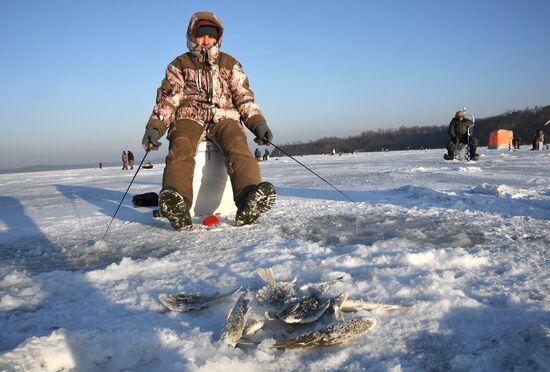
[{"left": 1, "top": 148, "right": 549, "bottom": 371}]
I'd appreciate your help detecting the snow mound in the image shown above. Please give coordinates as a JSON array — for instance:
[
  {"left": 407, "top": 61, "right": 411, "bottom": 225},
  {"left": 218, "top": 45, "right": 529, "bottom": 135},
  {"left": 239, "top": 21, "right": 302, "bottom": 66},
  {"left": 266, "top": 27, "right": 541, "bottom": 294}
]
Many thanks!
[
  {"left": 470, "top": 183, "right": 539, "bottom": 199},
  {"left": 0, "top": 329, "right": 75, "bottom": 372},
  {"left": 457, "top": 166, "right": 482, "bottom": 172},
  {"left": 404, "top": 249, "right": 489, "bottom": 269},
  {"left": 0, "top": 270, "right": 46, "bottom": 311}
]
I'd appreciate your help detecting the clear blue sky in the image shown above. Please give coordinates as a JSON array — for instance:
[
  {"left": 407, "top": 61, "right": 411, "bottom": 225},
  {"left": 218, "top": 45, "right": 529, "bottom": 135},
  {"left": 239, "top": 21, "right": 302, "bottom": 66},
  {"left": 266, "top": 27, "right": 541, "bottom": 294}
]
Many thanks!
[{"left": 1, "top": 0, "right": 549, "bottom": 168}]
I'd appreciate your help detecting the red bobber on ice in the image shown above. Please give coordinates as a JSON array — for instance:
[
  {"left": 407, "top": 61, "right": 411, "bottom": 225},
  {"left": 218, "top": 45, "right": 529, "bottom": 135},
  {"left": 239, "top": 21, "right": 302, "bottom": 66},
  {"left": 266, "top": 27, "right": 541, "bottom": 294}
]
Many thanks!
[{"left": 202, "top": 215, "right": 221, "bottom": 227}]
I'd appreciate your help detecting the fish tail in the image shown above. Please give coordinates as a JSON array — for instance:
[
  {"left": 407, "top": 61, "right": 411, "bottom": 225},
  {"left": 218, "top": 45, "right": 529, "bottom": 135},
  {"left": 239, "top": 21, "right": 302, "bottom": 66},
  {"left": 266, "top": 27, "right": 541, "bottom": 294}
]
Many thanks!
[{"left": 257, "top": 267, "right": 276, "bottom": 285}]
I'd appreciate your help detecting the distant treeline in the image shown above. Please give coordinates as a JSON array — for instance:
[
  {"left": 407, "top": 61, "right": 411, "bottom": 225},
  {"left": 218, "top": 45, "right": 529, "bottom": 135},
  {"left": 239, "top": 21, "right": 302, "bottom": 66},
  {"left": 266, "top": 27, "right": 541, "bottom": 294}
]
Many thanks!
[{"left": 275, "top": 105, "right": 550, "bottom": 156}]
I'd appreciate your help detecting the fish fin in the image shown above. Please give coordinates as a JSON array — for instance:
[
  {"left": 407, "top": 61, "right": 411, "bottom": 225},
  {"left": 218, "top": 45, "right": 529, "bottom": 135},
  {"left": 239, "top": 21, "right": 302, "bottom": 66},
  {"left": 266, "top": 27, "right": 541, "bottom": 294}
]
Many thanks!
[
  {"left": 257, "top": 268, "right": 276, "bottom": 285},
  {"left": 332, "top": 292, "right": 349, "bottom": 321}
]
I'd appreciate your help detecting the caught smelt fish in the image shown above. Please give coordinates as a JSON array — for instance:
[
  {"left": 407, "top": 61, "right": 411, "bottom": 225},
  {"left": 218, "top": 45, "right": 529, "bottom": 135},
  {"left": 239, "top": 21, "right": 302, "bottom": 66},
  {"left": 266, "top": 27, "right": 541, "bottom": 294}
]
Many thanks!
[
  {"left": 277, "top": 292, "right": 348, "bottom": 324},
  {"left": 222, "top": 292, "right": 250, "bottom": 347},
  {"left": 256, "top": 268, "right": 297, "bottom": 308},
  {"left": 159, "top": 287, "right": 240, "bottom": 312},
  {"left": 271, "top": 316, "right": 376, "bottom": 350}
]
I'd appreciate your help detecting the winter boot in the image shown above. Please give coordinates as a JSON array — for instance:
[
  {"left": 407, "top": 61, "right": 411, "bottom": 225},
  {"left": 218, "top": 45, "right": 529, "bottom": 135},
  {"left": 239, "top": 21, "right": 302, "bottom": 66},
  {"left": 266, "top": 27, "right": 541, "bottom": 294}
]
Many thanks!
[
  {"left": 470, "top": 153, "right": 480, "bottom": 161},
  {"left": 235, "top": 182, "right": 276, "bottom": 226},
  {"left": 158, "top": 187, "right": 192, "bottom": 230},
  {"left": 443, "top": 151, "right": 454, "bottom": 160}
]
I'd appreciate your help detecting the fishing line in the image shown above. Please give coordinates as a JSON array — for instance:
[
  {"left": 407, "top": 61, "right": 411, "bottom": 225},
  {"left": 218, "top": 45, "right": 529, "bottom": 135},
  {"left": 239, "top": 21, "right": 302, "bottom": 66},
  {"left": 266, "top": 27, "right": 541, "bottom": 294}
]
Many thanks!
[
  {"left": 96, "top": 150, "right": 150, "bottom": 250},
  {"left": 264, "top": 140, "right": 360, "bottom": 235}
]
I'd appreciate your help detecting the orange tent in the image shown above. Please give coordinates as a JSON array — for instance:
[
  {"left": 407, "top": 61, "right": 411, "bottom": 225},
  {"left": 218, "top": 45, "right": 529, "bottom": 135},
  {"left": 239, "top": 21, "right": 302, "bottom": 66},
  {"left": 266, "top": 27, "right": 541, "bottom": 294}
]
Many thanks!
[{"left": 488, "top": 129, "right": 513, "bottom": 149}]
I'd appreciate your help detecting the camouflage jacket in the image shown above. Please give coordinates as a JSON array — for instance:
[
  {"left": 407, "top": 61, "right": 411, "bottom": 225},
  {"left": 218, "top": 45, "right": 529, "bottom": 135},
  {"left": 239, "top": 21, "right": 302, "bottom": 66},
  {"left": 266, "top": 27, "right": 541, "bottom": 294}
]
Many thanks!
[{"left": 146, "top": 12, "right": 266, "bottom": 136}]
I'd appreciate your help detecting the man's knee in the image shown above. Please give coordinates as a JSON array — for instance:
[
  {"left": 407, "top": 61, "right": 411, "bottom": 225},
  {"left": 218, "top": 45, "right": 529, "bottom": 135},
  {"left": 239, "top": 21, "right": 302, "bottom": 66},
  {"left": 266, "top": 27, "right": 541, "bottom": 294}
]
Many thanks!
[
  {"left": 212, "top": 120, "right": 249, "bottom": 154},
  {"left": 169, "top": 119, "right": 204, "bottom": 149},
  {"left": 447, "top": 140, "right": 457, "bottom": 151},
  {"left": 170, "top": 119, "right": 204, "bottom": 141}
]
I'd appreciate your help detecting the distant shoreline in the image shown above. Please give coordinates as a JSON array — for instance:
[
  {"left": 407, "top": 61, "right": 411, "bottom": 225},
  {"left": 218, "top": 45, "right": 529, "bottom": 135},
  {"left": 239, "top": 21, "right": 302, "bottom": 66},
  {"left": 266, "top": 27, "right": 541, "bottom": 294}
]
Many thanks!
[
  {"left": 0, "top": 163, "right": 116, "bottom": 175},
  {"left": 0, "top": 159, "right": 165, "bottom": 175}
]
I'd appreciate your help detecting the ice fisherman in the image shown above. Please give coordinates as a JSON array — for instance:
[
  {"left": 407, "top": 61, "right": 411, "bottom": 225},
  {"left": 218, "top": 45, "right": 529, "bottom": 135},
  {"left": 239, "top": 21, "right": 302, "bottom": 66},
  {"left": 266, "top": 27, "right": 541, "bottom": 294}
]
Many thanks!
[
  {"left": 444, "top": 111, "right": 479, "bottom": 161},
  {"left": 531, "top": 129, "right": 545, "bottom": 150},
  {"left": 141, "top": 11, "right": 276, "bottom": 230}
]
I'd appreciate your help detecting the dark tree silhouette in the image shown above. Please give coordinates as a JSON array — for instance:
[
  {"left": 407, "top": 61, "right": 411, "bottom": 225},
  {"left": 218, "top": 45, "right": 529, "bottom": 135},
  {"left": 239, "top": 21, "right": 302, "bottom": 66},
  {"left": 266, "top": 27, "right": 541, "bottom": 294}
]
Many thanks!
[{"left": 277, "top": 105, "right": 550, "bottom": 155}]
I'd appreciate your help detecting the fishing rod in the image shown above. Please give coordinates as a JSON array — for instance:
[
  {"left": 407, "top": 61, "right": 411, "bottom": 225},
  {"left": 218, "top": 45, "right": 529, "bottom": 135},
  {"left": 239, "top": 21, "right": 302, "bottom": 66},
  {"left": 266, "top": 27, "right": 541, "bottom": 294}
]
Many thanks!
[
  {"left": 263, "top": 140, "right": 356, "bottom": 203},
  {"left": 96, "top": 149, "right": 150, "bottom": 249}
]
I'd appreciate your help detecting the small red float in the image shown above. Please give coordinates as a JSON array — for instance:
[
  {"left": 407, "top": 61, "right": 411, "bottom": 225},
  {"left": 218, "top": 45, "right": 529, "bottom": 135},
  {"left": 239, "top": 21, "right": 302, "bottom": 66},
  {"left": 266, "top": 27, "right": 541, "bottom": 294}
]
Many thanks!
[{"left": 202, "top": 215, "right": 221, "bottom": 227}]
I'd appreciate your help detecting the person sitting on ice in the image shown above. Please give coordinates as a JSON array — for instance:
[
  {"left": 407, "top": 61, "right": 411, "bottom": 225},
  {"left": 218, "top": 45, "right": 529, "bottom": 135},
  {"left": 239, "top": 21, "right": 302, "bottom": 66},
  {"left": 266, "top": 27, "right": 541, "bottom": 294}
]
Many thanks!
[
  {"left": 141, "top": 11, "right": 276, "bottom": 230},
  {"left": 531, "top": 129, "right": 545, "bottom": 150},
  {"left": 444, "top": 111, "right": 479, "bottom": 161}
]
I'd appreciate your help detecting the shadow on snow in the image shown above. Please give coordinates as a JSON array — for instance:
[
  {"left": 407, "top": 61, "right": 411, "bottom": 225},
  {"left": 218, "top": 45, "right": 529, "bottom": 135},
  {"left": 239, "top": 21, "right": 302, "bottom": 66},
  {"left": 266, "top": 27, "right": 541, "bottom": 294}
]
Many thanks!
[{"left": 0, "top": 195, "right": 192, "bottom": 370}]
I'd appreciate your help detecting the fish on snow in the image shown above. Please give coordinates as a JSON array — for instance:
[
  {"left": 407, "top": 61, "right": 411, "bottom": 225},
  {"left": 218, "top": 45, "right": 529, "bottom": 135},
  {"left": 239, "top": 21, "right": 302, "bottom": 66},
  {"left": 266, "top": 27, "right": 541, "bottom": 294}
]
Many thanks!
[
  {"left": 222, "top": 291, "right": 250, "bottom": 347},
  {"left": 276, "top": 292, "right": 349, "bottom": 324},
  {"left": 159, "top": 287, "right": 240, "bottom": 312},
  {"left": 271, "top": 316, "right": 376, "bottom": 350},
  {"left": 256, "top": 268, "right": 297, "bottom": 309}
]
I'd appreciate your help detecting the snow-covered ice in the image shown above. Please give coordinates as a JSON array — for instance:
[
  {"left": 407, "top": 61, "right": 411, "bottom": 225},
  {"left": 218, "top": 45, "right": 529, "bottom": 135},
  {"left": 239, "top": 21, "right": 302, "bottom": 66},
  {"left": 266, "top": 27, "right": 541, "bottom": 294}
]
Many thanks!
[{"left": 0, "top": 147, "right": 549, "bottom": 371}]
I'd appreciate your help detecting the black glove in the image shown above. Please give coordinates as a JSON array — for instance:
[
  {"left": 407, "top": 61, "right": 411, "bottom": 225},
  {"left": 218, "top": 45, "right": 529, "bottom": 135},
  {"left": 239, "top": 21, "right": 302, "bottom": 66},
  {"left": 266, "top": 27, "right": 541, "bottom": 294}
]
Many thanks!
[
  {"left": 142, "top": 127, "right": 162, "bottom": 151},
  {"left": 251, "top": 123, "right": 273, "bottom": 145}
]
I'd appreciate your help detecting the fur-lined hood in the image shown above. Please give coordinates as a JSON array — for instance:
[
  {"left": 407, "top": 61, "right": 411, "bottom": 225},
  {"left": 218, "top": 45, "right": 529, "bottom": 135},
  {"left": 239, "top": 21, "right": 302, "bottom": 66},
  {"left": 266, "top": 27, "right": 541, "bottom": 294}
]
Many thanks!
[{"left": 186, "top": 11, "right": 224, "bottom": 63}]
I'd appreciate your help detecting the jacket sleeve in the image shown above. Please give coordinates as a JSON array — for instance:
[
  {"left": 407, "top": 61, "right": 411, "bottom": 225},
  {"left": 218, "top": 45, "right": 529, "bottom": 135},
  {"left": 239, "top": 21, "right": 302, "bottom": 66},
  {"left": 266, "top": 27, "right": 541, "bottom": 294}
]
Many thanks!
[
  {"left": 229, "top": 62, "right": 266, "bottom": 130},
  {"left": 146, "top": 62, "right": 186, "bottom": 136},
  {"left": 448, "top": 120, "right": 457, "bottom": 138}
]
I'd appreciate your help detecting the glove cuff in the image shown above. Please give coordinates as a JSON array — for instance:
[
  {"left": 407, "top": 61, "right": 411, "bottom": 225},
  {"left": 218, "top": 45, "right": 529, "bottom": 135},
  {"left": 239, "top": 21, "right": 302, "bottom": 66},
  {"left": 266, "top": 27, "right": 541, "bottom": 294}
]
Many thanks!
[
  {"left": 251, "top": 122, "right": 267, "bottom": 132},
  {"left": 246, "top": 115, "right": 267, "bottom": 131},
  {"left": 146, "top": 119, "right": 167, "bottom": 136}
]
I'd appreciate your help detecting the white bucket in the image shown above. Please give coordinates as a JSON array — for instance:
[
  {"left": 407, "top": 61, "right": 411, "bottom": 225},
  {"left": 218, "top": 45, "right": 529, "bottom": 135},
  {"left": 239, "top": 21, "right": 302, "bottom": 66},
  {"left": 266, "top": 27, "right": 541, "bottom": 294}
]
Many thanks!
[{"left": 190, "top": 141, "right": 236, "bottom": 217}]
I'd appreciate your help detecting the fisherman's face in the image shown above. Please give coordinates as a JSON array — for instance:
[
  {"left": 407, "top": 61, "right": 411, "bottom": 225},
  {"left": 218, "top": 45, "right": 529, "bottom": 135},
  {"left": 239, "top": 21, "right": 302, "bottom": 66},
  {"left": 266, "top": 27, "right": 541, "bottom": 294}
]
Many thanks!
[{"left": 195, "top": 35, "right": 217, "bottom": 50}]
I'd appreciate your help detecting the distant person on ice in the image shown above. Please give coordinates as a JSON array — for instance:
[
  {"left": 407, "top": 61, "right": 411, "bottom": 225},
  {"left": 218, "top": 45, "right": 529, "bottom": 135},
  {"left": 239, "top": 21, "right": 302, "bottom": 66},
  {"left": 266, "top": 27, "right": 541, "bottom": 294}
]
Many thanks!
[
  {"left": 254, "top": 148, "right": 262, "bottom": 161},
  {"left": 512, "top": 133, "right": 521, "bottom": 149},
  {"left": 122, "top": 151, "right": 129, "bottom": 170},
  {"left": 127, "top": 150, "right": 135, "bottom": 169},
  {"left": 141, "top": 11, "right": 276, "bottom": 230},
  {"left": 531, "top": 129, "right": 545, "bottom": 150},
  {"left": 444, "top": 111, "right": 479, "bottom": 161},
  {"left": 263, "top": 148, "right": 270, "bottom": 161}
]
